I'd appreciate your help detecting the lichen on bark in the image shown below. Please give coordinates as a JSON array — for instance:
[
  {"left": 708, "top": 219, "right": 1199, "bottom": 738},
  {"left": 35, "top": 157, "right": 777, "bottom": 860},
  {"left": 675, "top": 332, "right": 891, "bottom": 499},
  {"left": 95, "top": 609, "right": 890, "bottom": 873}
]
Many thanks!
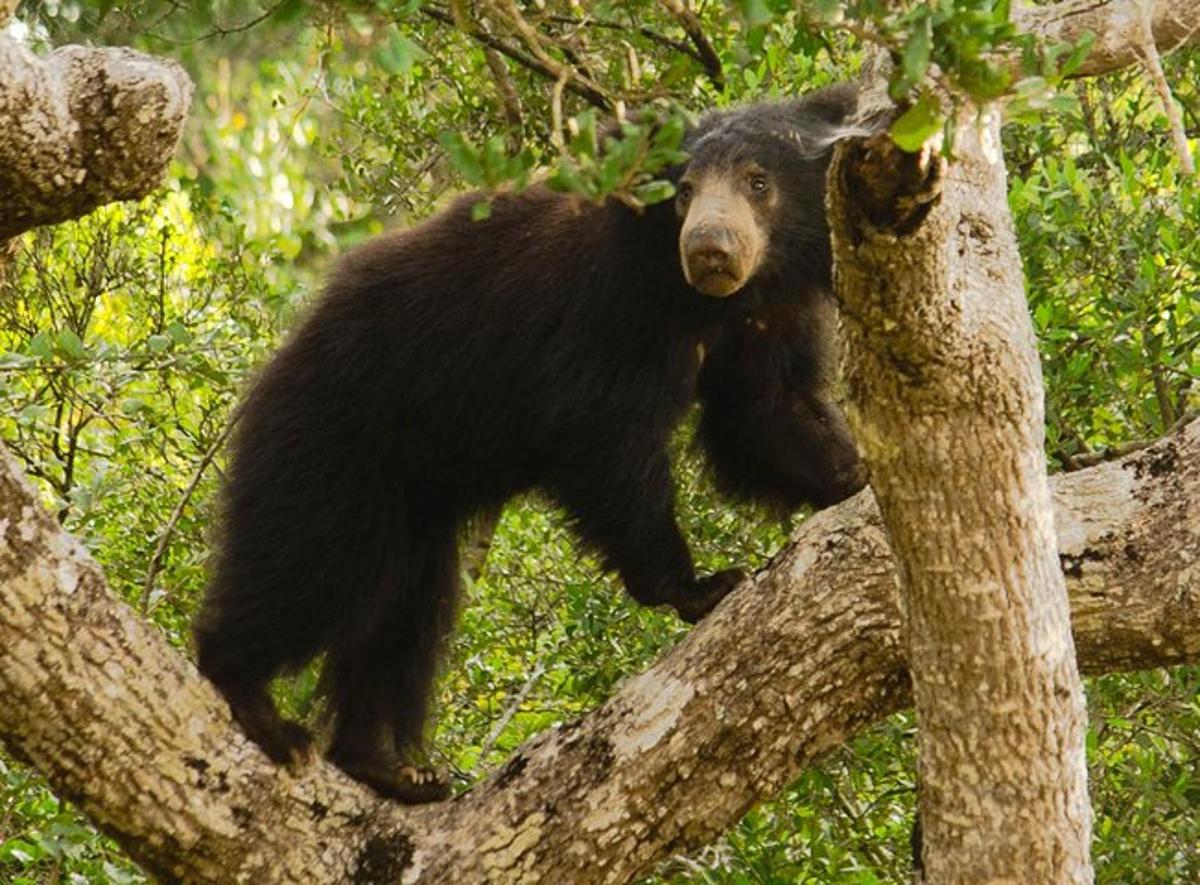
[{"left": 0, "top": 36, "right": 192, "bottom": 239}]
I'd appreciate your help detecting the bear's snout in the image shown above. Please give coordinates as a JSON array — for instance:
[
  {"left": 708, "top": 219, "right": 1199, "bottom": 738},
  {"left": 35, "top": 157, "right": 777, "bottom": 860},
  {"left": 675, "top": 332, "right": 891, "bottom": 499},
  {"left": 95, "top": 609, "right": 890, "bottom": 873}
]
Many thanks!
[
  {"left": 683, "top": 225, "right": 746, "bottom": 297},
  {"left": 677, "top": 170, "right": 768, "bottom": 298}
]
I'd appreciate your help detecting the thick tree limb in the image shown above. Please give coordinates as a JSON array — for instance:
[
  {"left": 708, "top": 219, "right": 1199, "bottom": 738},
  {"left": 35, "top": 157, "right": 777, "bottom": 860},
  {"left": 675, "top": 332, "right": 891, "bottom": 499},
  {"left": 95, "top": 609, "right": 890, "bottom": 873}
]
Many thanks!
[
  {"left": 1, "top": 421, "right": 1196, "bottom": 882},
  {"left": 0, "top": 36, "right": 192, "bottom": 240},
  {"left": 1016, "top": 0, "right": 1200, "bottom": 78}
]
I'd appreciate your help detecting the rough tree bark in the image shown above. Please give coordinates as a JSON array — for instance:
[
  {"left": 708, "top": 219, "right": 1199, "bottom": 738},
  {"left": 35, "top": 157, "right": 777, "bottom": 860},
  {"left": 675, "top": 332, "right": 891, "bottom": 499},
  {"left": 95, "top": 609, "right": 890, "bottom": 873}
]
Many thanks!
[
  {"left": 0, "top": 34, "right": 192, "bottom": 240},
  {"left": 2, "top": 414, "right": 1198, "bottom": 883},
  {"left": 832, "top": 105, "right": 1092, "bottom": 882},
  {"left": 1013, "top": 0, "right": 1200, "bottom": 78},
  {"left": 1, "top": 2, "right": 1198, "bottom": 882},
  {"left": 828, "top": 3, "right": 1197, "bottom": 881}
]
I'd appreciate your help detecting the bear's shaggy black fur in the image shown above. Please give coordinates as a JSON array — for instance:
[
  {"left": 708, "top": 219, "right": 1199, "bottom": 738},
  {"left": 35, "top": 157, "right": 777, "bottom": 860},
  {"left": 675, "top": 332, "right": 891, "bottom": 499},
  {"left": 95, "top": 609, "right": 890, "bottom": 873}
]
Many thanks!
[{"left": 194, "top": 83, "right": 867, "bottom": 802}]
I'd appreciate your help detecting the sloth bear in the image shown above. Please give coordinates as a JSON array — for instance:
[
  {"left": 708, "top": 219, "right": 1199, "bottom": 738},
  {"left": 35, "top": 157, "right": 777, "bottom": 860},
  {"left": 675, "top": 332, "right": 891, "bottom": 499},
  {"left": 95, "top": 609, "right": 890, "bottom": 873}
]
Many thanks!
[{"left": 194, "top": 83, "right": 867, "bottom": 803}]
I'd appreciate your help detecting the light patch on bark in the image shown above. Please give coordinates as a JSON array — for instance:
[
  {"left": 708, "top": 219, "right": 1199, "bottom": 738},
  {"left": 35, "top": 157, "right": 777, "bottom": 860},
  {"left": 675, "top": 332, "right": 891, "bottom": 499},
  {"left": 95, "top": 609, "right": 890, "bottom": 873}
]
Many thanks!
[
  {"left": 479, "top": 811, "right": 547, "bottom": 880},
  {"left": 1053, "top": 463, "right": 1137, "bottom": 553},
  {"left": 582, "top": 790, "right": 630, "bottom": 833},
  {"left": 612, "top": 671, "right": 694, "bottom": 759}
]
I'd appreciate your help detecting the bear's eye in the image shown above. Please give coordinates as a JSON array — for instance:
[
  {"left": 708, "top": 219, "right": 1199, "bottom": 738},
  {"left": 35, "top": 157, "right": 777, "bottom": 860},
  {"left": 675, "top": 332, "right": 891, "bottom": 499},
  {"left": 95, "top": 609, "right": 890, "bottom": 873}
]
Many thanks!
[
  {"left": 748, "top": 174, "right": 769, "bottom": 194},
  {"left": 677, "top": 182, "right": 694, "bottom": 204}
]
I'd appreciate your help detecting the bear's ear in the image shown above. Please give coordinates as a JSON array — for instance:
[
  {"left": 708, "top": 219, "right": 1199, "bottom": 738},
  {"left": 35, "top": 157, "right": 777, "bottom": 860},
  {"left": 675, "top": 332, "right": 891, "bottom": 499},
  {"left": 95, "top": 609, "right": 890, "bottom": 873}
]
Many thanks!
[
  {"left": 788, "top": 82, "right": 860, "bottom": 127},
  {"left": 785, "top": 83, "right": 881, "bottom": 157}
]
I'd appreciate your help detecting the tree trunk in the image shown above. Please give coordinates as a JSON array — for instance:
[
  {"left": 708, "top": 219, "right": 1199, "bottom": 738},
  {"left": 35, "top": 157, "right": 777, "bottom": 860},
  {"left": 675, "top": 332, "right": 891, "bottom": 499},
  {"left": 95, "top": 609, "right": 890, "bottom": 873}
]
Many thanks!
[
  {"left": 830, "top": 105, "right": 1092, "bottom": 881},
  {"left": 824, "top": 4, "right": 1199, "bottom": 879}
]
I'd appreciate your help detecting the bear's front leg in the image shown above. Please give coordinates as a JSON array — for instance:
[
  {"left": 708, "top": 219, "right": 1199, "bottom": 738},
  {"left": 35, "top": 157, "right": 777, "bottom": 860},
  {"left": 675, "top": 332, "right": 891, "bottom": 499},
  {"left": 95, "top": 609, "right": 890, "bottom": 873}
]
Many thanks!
[
  {"left": 552, "top": 447, "right": 745, "bottom": 623},
  {"left": 674, "top": 567, "right": 747, "bottom": 624}
]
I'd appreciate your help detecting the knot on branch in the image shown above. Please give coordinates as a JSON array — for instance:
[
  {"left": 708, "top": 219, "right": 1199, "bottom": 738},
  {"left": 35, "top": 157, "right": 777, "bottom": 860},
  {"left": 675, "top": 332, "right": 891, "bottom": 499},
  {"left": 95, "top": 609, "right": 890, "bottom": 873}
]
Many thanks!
[
  {"left": 837, "top": 132, "right": 943, "bottom": 239},
  {"left": 0, "top": 37, "right": 193, "bottom": 239}
]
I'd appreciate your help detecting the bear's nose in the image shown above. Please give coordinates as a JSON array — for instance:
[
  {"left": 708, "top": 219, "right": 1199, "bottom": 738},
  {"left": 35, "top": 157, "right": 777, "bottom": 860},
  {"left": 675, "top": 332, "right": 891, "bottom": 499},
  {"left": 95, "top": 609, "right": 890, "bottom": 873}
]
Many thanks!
[
  {"left": 685, "top": 226, "right": 740, "bottom": 266},
  {"left": 689, "top": 248, "right": 732, "bottom": 280}
]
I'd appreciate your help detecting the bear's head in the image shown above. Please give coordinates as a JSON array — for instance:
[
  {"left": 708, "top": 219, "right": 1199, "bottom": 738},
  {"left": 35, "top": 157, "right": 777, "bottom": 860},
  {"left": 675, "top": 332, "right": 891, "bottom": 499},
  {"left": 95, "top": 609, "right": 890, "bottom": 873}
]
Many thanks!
[{"left": 675, "top": 86, "right": 864, "bottom": 298}]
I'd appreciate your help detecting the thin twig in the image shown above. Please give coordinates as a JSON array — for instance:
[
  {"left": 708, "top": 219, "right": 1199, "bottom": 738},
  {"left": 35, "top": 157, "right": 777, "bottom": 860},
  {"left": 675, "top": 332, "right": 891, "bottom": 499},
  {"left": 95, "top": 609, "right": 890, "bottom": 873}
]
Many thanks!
[
  {"left": 149, "top": 1, "right": 290, "bottom": 46},
  {"left": 550, "top": 70, "right": 568, "bottom": 150},
  {"left": 659, "top": 0, "right": 725, "bottom": 90},
  {"left": 544, "top": 12, "right": 699, "bottom": 63},
  {"left": 1134, "top": 0, "right": 1195, "bottom": 175},
  {"left": 483, "top": 48, "right": 524, "bottom": 144},
  {"left": 473, "top": 660, "right": 546, "bottom": 772},
  {"left": 422, "top": 6, "right": 612, "bottom": 110},
  {"left": 139, "top": 422, "right": 233, "bottom": 613},
  {"left": 1060, "top": 409, "right": 1198, "bottom": 472},
  {"left": 490, "top": 0, "right": 614, "bottom": 108}
]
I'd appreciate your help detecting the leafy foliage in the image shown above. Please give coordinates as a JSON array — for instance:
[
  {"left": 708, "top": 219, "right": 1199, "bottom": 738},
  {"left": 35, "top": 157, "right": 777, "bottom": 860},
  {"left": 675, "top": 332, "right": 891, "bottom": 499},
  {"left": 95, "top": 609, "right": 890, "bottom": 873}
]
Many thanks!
[{"left": 2, "top": 2, "right": 1197, "bottom": 883}]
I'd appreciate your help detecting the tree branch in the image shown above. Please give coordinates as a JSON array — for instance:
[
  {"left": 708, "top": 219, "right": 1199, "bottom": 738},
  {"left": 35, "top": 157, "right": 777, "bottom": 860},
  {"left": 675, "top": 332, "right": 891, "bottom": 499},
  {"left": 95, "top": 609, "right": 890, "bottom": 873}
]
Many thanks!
[
  {"left": 1, "top": 420, "right": 1196, "bottom": 882},
  {"left": 0, "top": 37, "right": 192, "bottom": 239},
  {"left": 543, "top": 11, "right": 705, "bottom": 69},
  {"left": 659, "top": 1, "right": 725, "bottom": 90},
  {"left": 1130, "top": 0, "right": 1196, "bottom": 174},
  {"left": 139, "top": 422, "right": 232, "bottom": 613},
  {"left": 1015, "top": 0, "right": 1200, "bottom": 79},
  {"left": 421, "top": 5, "right": 612, "bottom": 111}
]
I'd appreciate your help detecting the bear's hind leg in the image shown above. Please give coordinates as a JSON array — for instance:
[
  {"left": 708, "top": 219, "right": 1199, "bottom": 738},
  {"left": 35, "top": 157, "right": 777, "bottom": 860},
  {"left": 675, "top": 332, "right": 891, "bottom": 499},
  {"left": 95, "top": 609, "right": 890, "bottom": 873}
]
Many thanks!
[
  {"left": 194, "top": 618, "right": 315, "bottom": 766},
  {"left": 324, "top": 524, "right": 460, "bottom": 803}
]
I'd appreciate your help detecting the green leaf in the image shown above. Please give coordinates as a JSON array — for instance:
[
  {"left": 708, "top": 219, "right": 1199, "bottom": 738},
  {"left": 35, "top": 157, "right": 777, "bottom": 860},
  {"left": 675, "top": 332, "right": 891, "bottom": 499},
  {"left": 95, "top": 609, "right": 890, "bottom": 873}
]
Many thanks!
[
  {"left": 739, "top": 0, "right": 774, "bottom": 29},
  {"left": 569, "top": 112, "right": 599, "bottom": 160},
  {"left": 546, "top": 162, "right": 590, "bottom": 198},
  {"left": 1058, "top": 32, "right": 1096, "bottom": 78},
  {"left": 375, "top": 30, "right": 427, "bottom": 77},
  {"left": 482, "top": 136, "right": 508, "bottom": 184},
  {"left": 167, "top": 321, "right": 192, "bottom": 345},
  {"left": 273, "top": 0, "right": 308, "bottom": 26},
  {"left": 890, "top": 92, "right": 943, "bottom": 153},
  {"left": 470, "top": 200, "right": 493, "bottom": 222},
  {"left": 55, "top": 330, "right": 87, "bottom": 360},
  {"left": 899, "top": 17, "right": 932, "bottom": 92},
  {"left": 18, "top": 404, "right": 49, "bottom": 425},
  {"left": 438, "top": 132, "right": 485, "bottom": 186},
  {"left": 27, "top": 332, "right": 54, "bottom": 360},
  {"left": 653, "top": 113, "right": 687, "bottom": 153},
  {"left": 632, "top": 180, "right": 677, "bottom": 206}
]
